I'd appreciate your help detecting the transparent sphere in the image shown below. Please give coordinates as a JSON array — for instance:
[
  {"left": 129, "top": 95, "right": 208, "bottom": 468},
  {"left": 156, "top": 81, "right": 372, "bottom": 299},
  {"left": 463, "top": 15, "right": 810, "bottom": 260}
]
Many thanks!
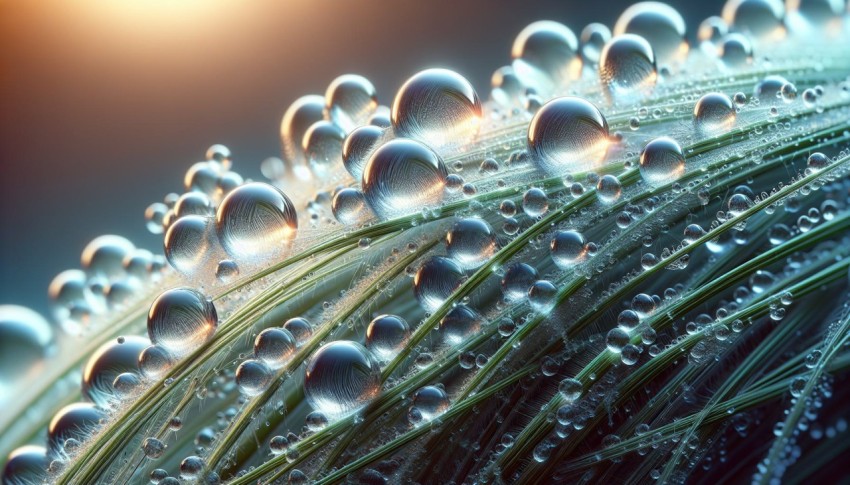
[
  {"left": 179, "top": 456, "right": 205, "bottom": 480},
  {"left": 254, "top": 328, "right": 297, "bottom": 369},
  {"left": 280, "top": 95, "right": 325, "bottom": 167},
  {"left": 722, "top": 0, "right": 786, "bottom": 40},
  {"left": 302, "top": 120, "right": 346, "bottom": 177},
  {"left": 47, "top": 402, "right": 105, "bottom": 456},
  {"left": 303, "top": 340, "right": 381, "bottom": 416},
  {"left": 216, "top": 182, "right": 298, "bottom": 261},
  {"left": 81, "top": 235, "right": 135, "bottom": 280},
  {"left": 528, "top": 280, "right": 558, "bottom": 313},
  {"left": 599, "top": 34, "right": 658, "bottom": 102},
  {"left": 260, "top": 156, "right": 286, "bottom": 181},
  {"left": 694, "top": 92, "right": 736, "bottom": 135},
  {"left": 332, "top": 188, "right": 371, "bottom": 226},
  {"left": 365, "top": 314, "right": 411, "bottom": 361},
  {"left": 325, "top": 74, "right": 378, "bottom": 133},
  {"left": 606, "top": 327, "right": 631, "bottom": 353},
  {"left": 215, "top": 259, "right": 239, "bottom": 283},
  {"left": 754, "top": 75, "right": 789, "bottom": 103},
  {"left": 184, "top": 161, "right": 221, "bottom": 196},
  {"left": 411, "top": 385, "right": 450, "bottom": 421},
  {"left": 522, "top": 188, "right": 549, "bottom": 217},
  {"left": 48, "top": 269, "right": 100, "bottom": 333},
  {"left": 138, "top": 345, "right": 174, "bottom": 380},
  {"left": 342, "top": 125, "right": 384, "bottom": 180},
  {"left": 580, "top": 23, "right": 612, "bottom": 65},
  {"left": 283, "top": 317, "right": 313, "bottom": 346},
  {"left": 787, "top": 0, "right": 845, "bottom": 29},
  {"left": 82, "top": 336, "right": 149, "bottom": 407},
  {"left": 163, "top": 215, "right": 214, "bottom": 275},
  {"left": 639, "top": 137, "right": 686, "bottom": 186},
  {"left": 205, "top": 144, "right": 232, "bottom": 169},
  {"left": 551, "top": 230, "right": 588, "bottom": 267},
  {"left": 698, "top": 16, "right": 729, "bottom": 45},
  {"left": 145, "top": 202, "right": 168, "bottom": 235},
  {"left": 511, "top": 21, "right": 581, "bottom": 93},
  {"left": 445, "top": 217, "right": 497, "bottom": 270},
  {"left": 719, "top": 33, "right": 754, "bottom": 68},
  {"left": 0, "top": 305, "right": 54, "bottom": 388},
  {"left": 2, "top": 445, "right": 49, "bottom": 485},
  {"left": 490, "top": 65, "right": 524, "bottom": 107},
  {"left": 236, "top": 359, "right": 273, "bottom": 397},
  {"left": 440, "top": 305, "right": 484, "bottom": 345},
  {"left": 527, "top": 96, "right": 609, "bottom": 174},
  {"left": 362, "top": 138, "right": 448, "bottom": 219},
  {"left": 147, "top": 287, "right": 217, "bottom": 357},
  {"left": 614, "top": 2, "right": 688, "bottom": 64},
  {"left": 596, "top": 175, "right": 623, "bottom": 204},
  {"left": 413, "top": 256, "right": 465, "bottom": 311},
  {"left": 501, "top": 263, "right": 538, "bottom": 301},
  {"left": 391, "top": 68, "right": 482, "bottom": 149},
  {"left": 174, "top": 192, "right": 213, "bottom": 218}
]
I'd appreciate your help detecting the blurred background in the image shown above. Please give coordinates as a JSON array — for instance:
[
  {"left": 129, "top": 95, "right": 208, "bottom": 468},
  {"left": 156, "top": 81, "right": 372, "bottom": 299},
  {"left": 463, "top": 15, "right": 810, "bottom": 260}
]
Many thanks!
[{"left": 0, "top": 0, "right": 719, "bottom": 314}]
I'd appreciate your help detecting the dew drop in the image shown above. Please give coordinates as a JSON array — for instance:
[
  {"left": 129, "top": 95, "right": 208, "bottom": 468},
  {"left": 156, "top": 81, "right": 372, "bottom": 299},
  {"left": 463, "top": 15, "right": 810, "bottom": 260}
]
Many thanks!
[
  {"left": 342, "top": 125, "right": 384, "bottom": 180},
  {"left": 303, "top": 341, "right": 381, "bottom": 416},
  {"left": 216, "top": 182, "right": 297, "bottom": 261},
  {"left": 147, "top": 288, "right": 218, "bottom": 357},
  {"left": 439, "top": 305, "right": 484, "bottom": 345},
  {"left": 236, "top": 359, "right": 273, "bottom": 397},
  {"left": 413, "top": 256, "right": 465, "bottom": 311},
  {"left": 599, "top": 34, "right": 657, "bottom": 102},
  {"left": 325, "top": 74, "right": 378, "bottom": 133},
  {"left": 445, "top": 218, "right": 497, "bottom": 270},
  {"left": 511, "top": 21, "right": 581, "bottom": 94},
  {"left": 254, "top": 328, "right": 297, "bottom": 370},
  {"left": 527, "top": 96, "right": 609, "bottom": 174},
  {"left": 366, "top": 314, "right": 411, "bottom": 361},
  {"left": 614, "top": 2, "right": 688, "bottom": 64}
]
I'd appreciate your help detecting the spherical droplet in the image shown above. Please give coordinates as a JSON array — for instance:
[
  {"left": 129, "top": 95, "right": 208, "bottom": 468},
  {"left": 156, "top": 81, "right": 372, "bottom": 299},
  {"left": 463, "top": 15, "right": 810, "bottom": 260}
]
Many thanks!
[
  {"left": 236, "top": 359, "right": 273, "bottom": 397},
  {"left": 0, "top": 305, "right": 54, "bottom": 388},
  {"left": 558, "top": 378, "right": 583, "bottom": 402},
  {"left": 147, "top": 288, "right": 218, "bottom": 357},
  {"left": 522, "top": 188, "right": 549, "bottom": 217},
  {"left": 527, "top": 96, "right": 609, "bottom": 174},
  {"left": 254, "top": 328, "right": 296, "bottom": 369},
  {"left": 596, "top": 175, "right": 622, "bottom": 204},
  {"left": 807, "top": 152, "right": 830, "bottom": 171},
  {"left": 614, "top": 2, "right": 688, "bottom": 64},
  {"left": 362, "top": 139, "right": 448, "bottom": 219},
  {"left": 391, "top": 68, "right": 482, "bottom": 149},
  {"left": 511, "top": 21, "right": 581, "bottom": 94},
  {"left": 413, "top": 256, "right": 465, "bottom": 311},
  {"left": 283, "top": 317, "right": 313, "bottom": 346},
  {"left": 281, "top": 95, "right": 325, "bottom": 167},
  {"left": 411, "top": 385, "right": 450, "bottom": 421},
  {"left": 179, "top": 456, "right": 205, "bottom": 480},
  {"left": 606, "top": 327, "right": 631, "bottom": 353},
  {"left": 342, "top": 125, "right": 384, "bottom": 180},
  {"left": 81, "top": 235, "right": 135, "bottom": 280},
  {"left": 216, "top": 182, "right": 297, "bottom": 261},
  {"left": 580, "top": 23, "right": 612, "bottom": 65},
  {"left": 304, "top": 341, "right": 381, "bottom": 416},
  {"left": 722, "top": 0, "right": 786, "bottom": 41},
  {"left": 47, "top": 403, "right": 105, "bottom": 456},
  {"left": 639, "top": 137, "right": 685, "bottom": 186},
  {"left": 142, "top": 437, "right": 166, "bottom": 459},
  {"left": 82, "top": 336, "right": 149, "bottom": 407},
  {"left": 445, "top": 218, "right": 497, "bottom": 270},
  {"left": 490, "top": 65, "right": 524, "bottom": 107},
  {"left": 501, "top": 263, "right": 538, "bottom": 301},
  {"left": 551, "top": 230, "right": 588, "bottom": 267},
  {"left": 719, "top": 33, "right": 754, "bottom": 68},
  {"left": 599, "top": 34, "right": 657, "bottom": 102},
  {"left": 694, "top": 92, "right": 736, "bottom": 135},
  {"left": 528, "top": 280, "right": 558, "bottom": 313},
  {"left": 138, "top": 345, "right": 174, "bottom": 380},
  {"left": 163, "top": 215, "right": 214, "bottom": 276},
  {"left": 439, "top": 305, "right": 484, "bottom": 345},
  {"left": 366, "top": 314, "right": 411, "bottom": 361},
  {"left": 325, "top": 74, "right": 378, "bottom": 133},
  {"left": 2, "top": 446, "right": 48, "bottom": 485},
  {"left": 302, "top": 120, "right": 346, "bottom": 177},
  {"left": 332, "top": 188, "right": 371, "bottom": 226}
]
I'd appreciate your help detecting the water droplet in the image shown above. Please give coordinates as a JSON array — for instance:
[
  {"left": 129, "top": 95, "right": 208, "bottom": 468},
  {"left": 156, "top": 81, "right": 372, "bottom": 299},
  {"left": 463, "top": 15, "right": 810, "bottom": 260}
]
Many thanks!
[
  {"left": 48, "top": 403, "right": 105, "bottom": 456},
  {"left": 179, "top": 456, "right": 205, "bottom": 481},
  {"left": 719, "top": 33, "right": 754, "bottom": 68},
  {"left": 694, "top": 92, "right": 736, "bottom": 136},
  {"left": 332, "top": 188, "right": 371, "bottom": 226},
  {"left": 596, "top": 175, "right": 622, "bottom": 204},
  {"left": 614, "top": 2, "right": 688, "bottom": 65},
  {"left": 528, "top": 280, "right": 558, "bottom": 313},
  {"left": 216, "top": 182, "right": 298, "bottom": 261},
  {"left": 362, "top": 139, "right": 448, "bottom": 219},
  {"left": 303, "top": 341, "right": 381, "bottom": 416},
  {"left": 722, "top": 0, "right": 786, "bottom": 41},
  {"left": 639, "top": 136, "right": 685, "bottom": 186},
  {"left": 439, "top": 305, "right": 483, "bottom": 345},
  {"left": 2, "top": 446, "right": 48, "bottom": 485},
  {"left": 413, "top": 256, "right": 465, "bottom": 311},
  {"left": 236, "top": 359, "right": 273, "bottom": 397},
  {"left": 527, "top": 96, "right": 609, "bottom": 174},
  {"left": 807, "top": 152, "right": 830, "bottom": 171},
  {"left": 445, "top": 218, "right": 497, "bottom": 270},
  {"left": 302, "top": 120, "right": 345, "bottom": 177},
  {"left": 283, "top": 317, "right": 313, "bottom": 346},
  {"left": 366, "top": 314, "right": 411, "bottom": 361},
  {"left": 81, "top": 235, "right": 135, "bottom": 280},
  {"left": 754, "top": 75, "right": 789, "bottom": 103},
  {"left": 325, "top": 74, "right": 378, "bottom": 133},
  {"left": 215, "top": 259, "right": 239, "bottom": 283},
  {"left": 142, "top": 437, "right": 166, "bottom": 459},
  {"left": 163, "top": 215, "right": 214, "bottom": 275},
  {"left": 580, "top": 23, "right": 612, "bottom": 65},
  {"left": 599, "top": 34, "right": 657, "bottom": 102},
  {"left": 511, "top": 21, "right": 580, "bottom": 94},
  {"left": 254, "top": 328, "right": 297, "bottom": 369},
  {"left": 606, "top": 327, "right": 630, "bottom": 353},
  {"left": 145, "top": 203, "right": 168, "bottom": 235},
  {"left": 0, "top": 305, "right": 54, "bottom": 388},
  {"left": 490, "top": 66, "right": 524, "bottom": 107},
  {"left": 147, "top": 288, "right": 217, "bottom": 357},
  {"left": 281, "top": 95, "right": 325, "bottom": 169},
  {"left": 342, "top": 125, "right": 384, "bottom": 180},
  {"left": 522, "top": 188, "right": 549, "bottom": 217},
  {"left": 391, "top": 68, "right": 481, "bottom": 149},
  {"left": 727, "top": 193, "right": 754, "bottom": 216},
  {"left": 551, "top": 230, "right": 587, "bottom": 267},
  {"left": 138, "top": 345, "right": 174, "bottom": 380},
  {"left": 82, "top": 336, "right": 149, "bottom": 407},
  {"left": 411, "top": 385, "right": 449, "bottom": 421},
  {"left": 501, "top": 263, "right": 538, "bottom": 301},
  {"left": 559, "top": 378, "right": 583, "bottom": 402}
]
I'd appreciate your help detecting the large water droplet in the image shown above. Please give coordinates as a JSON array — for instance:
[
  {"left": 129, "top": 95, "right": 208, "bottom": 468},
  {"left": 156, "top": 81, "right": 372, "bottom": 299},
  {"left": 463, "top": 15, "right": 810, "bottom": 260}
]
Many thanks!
[
  {"left": 81, "top": 235, "right": 135, "bottom": 280},
  {"left": 722, "top": 0, "right": 786, "bottom": 40},
  {"left": 2, "top": 445, "right": 49, "bottom": 485},
  {"left": 82, "top": 336, "right": 149, "bottom": 407},
  {"left": 614, "top": 2, "right": 688, "bottom": 65},
  {"left": 332, "top": 188, "right": 371, "bottom": 226},
  {"left": 216, "top": 182, "right": 298, "bottom": 261},
  {"left": 440, "top": 305, "right": 484, "bottom": 345},
  {"left": 365, "top": 314, "right": 411, "bottom": 361},
  {"left": 501, "top": 263, "right": 538, "bottom": 301},
  {"left": 694, "top": 92, "right": 736, "bottom": 135},
  {"left": 527, "top": 96, "right": 609, "bottom": 174},
  {"left": 719, "top": 33, "right": 754, "bottom": 68},
  {"left": 47, "top": 403, "right": 105, "bottom": 456},
  {"left": 48, "top": 269, "right": 100, "bottom": 334},
  {"left": 302, "top": 120, "right": 346, "bottom": 178},
  {"left": 599, "top": 34, "right": 658, "bottom": 102},
  {"left": 580, "top": 23, "right": 612, "bottom": 65},
  {"left": 413, "top": 256, "right": 465, "bottom": 311},
  {"left": 754, "top": 75, "right": 789, "bottom": 103},
  {"left": 550, "top": 230, "right": 588, "bottom": 267},
  {"left": 303, "top": 340, "right": 381, "bottom": 416},
  {"left": 281, "top": 95, "right": 325, "bottom": 169},
  {"left": 362, "top": 138, "right": 448, "bottom": 219},
  {"left": 325, "top": 74, "right": 378, "bottom": 133},
  {"left": 445, "top": 217, "right": 497, "bottom": 270},
  {"left": 639, "top": 137, "right": 686, "bottom": 186},
  {"left": 490, "top": 66, "right": 524, "bottom": 107},
  {"left": 236, "top": 359, "right": 273, "bottom": 397},
  {"left": 391, "top": 69, "right": 482, "bottom": 149},
  {"left": 254, "top": 328, "right": 296, "bottom": 370},
  {"left": 164, "top": 215, "right": 214, "bottom": 275},
  {"left": 511, "top": 21, "right": 581, "bottom": 94},
  {"left": 411, "top": 385, "right": 449, "bottom": 421},
  {"left": 147, "top": 288, "right": 218, "bottom": 357},
  {"left": 0, "top": 305, "right": 54, "bottom": 390}
]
